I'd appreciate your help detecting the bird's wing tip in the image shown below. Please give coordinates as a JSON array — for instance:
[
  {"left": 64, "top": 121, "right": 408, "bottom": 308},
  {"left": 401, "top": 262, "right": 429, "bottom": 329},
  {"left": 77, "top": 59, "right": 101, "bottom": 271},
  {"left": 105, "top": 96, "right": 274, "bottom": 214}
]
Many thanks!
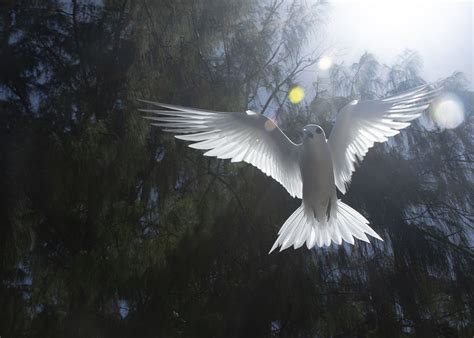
[{"left": 137, "top": 98, "right": 163, "bottom": 106}]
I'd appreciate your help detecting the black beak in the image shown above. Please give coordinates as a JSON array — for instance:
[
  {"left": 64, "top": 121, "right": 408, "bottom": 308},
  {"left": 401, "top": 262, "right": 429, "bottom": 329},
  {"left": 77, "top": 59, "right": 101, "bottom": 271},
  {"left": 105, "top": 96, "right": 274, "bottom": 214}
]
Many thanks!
[{"left": 303, "top": 129, "right": 313, "bottom": 139}]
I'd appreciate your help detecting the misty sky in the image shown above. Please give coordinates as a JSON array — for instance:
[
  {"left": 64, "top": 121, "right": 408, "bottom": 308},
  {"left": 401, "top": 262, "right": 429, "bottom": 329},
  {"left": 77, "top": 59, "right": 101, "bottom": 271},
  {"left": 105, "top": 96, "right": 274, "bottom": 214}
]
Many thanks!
[{"left": 314, "top": 0, "right": 473, "bottom": 89}]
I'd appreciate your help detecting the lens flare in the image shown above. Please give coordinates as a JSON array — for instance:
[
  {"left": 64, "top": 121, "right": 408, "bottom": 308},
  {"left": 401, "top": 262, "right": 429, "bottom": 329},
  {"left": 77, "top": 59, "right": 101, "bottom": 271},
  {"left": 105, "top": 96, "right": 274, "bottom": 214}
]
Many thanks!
[
  {"left": 318, "top": 56, "right": 332, "bottom": 70},
  {"left": 431, "top": 93, "right": 465, "bottom": 129},
  {"left": 264, "top": 119, "right": 277, "bottom": 131},
  {"left": 288, "top": 86, "right": 305, "bottom": 104}
]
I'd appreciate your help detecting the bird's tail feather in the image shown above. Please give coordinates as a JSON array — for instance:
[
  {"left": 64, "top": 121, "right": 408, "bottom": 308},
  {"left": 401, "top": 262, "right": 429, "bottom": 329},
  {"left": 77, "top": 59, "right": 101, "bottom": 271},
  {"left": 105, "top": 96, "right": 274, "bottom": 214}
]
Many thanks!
[{"left": 269, "top": 200, "right": 383, "bottom": 253}]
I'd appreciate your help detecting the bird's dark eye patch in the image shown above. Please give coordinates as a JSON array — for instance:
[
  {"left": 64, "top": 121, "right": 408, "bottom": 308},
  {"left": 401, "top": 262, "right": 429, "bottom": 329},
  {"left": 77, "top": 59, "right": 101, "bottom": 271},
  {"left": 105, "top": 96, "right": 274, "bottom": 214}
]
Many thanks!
[{"left": 315, "top": 128, "right": 322, "bottom": 134}]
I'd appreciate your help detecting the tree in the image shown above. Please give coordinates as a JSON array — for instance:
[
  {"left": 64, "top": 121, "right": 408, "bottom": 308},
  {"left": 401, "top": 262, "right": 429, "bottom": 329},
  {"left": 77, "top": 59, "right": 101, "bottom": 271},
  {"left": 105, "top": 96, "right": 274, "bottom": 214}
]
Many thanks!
[{"left": 1, "top": 0, "right": 472, "bottom": 337}]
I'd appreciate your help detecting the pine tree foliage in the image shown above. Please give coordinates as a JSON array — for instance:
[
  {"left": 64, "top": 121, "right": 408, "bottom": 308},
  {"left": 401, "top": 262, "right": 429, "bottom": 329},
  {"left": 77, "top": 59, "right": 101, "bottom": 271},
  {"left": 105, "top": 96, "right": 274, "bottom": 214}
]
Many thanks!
[{"left": 0, "top": 1, "right": 472, "bottom": 337}]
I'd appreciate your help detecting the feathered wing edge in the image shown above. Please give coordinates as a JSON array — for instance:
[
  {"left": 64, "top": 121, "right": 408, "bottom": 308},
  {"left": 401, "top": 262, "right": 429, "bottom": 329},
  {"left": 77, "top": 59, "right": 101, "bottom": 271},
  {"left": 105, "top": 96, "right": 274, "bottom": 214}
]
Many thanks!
[
  {"left": 269, "top": 200, "right": 383, "bottom": 253},
  {"left": 330, "top": 83, "right": 443, "bottom": 194},
  {"left": 138, "top": 100, "right": 303, "bottom": 198}
]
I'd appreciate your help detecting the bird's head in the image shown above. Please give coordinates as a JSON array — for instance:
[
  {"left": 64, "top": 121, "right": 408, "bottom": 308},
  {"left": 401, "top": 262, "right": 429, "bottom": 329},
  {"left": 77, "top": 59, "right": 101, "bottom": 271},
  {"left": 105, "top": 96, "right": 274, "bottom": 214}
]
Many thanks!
[{"left": 303, "top": 124, "right": 326, "bottom": 142}]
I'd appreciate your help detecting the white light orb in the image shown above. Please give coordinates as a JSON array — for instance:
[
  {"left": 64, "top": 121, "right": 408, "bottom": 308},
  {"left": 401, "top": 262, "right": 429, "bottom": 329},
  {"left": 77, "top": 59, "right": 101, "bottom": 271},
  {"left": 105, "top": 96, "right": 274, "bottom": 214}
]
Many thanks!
[
  {"left": 431, "top": 93, "right": 465, "bottom": 129},
  {"left": 318, "top": 56, "right": 333, "bottom": 70}
]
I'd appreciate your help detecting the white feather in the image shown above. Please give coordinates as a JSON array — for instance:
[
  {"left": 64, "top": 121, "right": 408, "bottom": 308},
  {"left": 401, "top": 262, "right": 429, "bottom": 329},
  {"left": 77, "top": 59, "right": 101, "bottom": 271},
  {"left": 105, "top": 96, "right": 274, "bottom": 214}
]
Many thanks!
[
  {"left": 328, "top": 84, "right": 440, "bottom": 194},
  {"left": 141, "top": 102, "right": 303, "bottom": 198}
]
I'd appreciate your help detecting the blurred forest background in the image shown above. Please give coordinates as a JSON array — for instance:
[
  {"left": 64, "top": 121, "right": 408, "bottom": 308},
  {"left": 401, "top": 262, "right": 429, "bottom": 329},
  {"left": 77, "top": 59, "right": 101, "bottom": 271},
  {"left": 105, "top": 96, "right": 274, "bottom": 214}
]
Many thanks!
[{"left": 1, "top": 0, "right": 473, "bottom": 337}]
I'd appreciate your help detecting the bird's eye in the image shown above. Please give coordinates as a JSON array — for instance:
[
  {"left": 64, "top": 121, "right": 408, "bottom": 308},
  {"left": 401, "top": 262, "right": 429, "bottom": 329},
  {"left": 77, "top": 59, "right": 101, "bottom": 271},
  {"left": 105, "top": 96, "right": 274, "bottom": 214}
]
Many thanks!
[{"left": 315, "top": 128, "right": 322, "bottom": 134}]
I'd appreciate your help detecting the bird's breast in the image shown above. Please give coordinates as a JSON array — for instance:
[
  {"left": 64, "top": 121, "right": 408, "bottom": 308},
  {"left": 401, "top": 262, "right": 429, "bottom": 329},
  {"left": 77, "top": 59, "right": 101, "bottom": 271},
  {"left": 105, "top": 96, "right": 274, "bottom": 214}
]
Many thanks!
[{"left": 300, "top": 140, "right": 336, "bottom": 205}]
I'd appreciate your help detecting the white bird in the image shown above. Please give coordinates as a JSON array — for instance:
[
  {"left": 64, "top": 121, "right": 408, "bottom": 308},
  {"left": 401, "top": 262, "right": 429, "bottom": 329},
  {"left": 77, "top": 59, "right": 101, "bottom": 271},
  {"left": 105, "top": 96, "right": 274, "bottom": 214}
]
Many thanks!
[{"left": 139, "top": 84, "right": 441, "bottom": 253}]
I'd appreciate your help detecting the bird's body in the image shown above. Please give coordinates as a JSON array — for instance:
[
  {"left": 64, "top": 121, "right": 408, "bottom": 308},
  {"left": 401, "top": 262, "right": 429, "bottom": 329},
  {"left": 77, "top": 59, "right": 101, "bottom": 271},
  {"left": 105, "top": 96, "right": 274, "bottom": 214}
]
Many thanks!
[
  {"left": 269, "top": 124, "right": 380, "bottom": 252},
  {"left": 140, "top": 83, "right": 441, "bottom": 253},
  {"left": 300, "top": 125, "right": 337, "bottom": 225}
]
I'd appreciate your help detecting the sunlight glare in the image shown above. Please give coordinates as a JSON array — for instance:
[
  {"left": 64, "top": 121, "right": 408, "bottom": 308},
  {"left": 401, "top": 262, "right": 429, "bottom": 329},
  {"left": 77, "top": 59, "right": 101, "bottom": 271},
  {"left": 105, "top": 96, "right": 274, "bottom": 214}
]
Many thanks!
[
  {"left": 288, "top": 86, "right": 305, "bottom": 104},
  {"left": 431, "top": 93, "right": 465, "bottom": 130},
  {"left": 318, "top": 56, "right": 332, "bottom": 70},
  {"left": 325, "top": 0, "right": 473, "bottom": 87}
]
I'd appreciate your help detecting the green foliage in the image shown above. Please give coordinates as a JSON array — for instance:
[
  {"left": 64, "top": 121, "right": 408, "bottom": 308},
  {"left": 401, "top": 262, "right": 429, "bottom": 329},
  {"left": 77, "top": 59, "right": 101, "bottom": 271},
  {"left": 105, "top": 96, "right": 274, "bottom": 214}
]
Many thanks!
[{"left": 1, "top": 1, "right": 473, "bottom": 337}]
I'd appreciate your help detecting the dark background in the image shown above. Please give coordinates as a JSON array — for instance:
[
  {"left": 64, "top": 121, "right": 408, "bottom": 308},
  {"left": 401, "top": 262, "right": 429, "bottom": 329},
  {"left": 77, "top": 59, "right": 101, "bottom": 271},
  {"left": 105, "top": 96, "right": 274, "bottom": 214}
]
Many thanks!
[{"left": 1, "top": 1, "right": 473, "bottom": 337}]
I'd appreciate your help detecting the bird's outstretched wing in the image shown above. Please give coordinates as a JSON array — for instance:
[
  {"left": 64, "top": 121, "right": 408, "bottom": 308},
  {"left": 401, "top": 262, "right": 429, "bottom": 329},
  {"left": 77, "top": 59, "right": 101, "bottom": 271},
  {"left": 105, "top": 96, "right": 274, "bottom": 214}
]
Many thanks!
[
  {"left": 328, "top": 84, "right": 441, "bottom": 194},
  {"left": 140, "top": 101, "right": 303, "bottom": 198}
]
